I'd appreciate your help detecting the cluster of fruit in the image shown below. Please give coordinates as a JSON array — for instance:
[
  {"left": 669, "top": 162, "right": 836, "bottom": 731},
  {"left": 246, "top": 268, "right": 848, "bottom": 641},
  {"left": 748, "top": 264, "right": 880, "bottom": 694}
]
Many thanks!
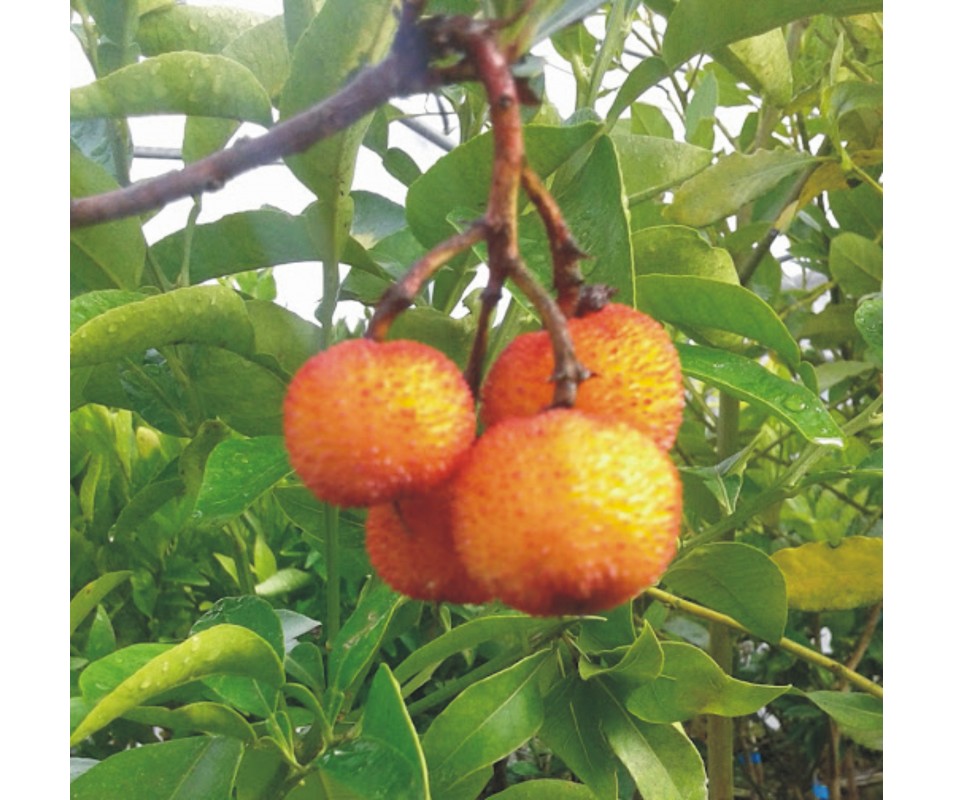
[{"left": 283, "top": 303, "right": 685, "bottom": 616}]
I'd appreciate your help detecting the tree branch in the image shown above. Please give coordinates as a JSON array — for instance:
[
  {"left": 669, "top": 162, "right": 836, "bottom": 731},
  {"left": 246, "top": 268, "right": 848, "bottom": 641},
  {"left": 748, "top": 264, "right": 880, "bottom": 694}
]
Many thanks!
[{"left": 70, "top": 3, "right": 439, "bottom": 228}]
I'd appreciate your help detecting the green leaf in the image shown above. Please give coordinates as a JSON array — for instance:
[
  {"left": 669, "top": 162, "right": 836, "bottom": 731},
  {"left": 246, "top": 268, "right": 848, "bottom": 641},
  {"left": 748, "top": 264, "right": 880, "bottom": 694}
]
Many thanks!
[
  {"left": 599, "top": 682, "right": 707, "bottom": 800},
  {"left": 78, "top": 644, "right": 174, "bottom": 707},
  {"left": 611, "top": 132, "right": 713, "bottom": 206},
  {"left": 718, "top": 29, "right": 793, "bottom": 106},
  {"left": 577, "top": 603, "right": 636, "bottom": 653},
  {"left": 192, "top": 596, "right": 286, "bottom": 662},
  {"left": 537, "top": 678, "right": 619, "bottom": 800},
  {"left": 70, "top": 571, "right": 133, "bottom": 637},
  {"left": 637, "top": 275, "right": 801, "bottom": 369},
  {"left": 137, "top": 4, "right": 267, "bottom": 55},
  {"left": 280, "top": 0, "right": 398, "bottom": 202},
  {"left": 854, "top": 294, "right": 883, "bottom": 365},
  {"left": 668, "top": 149, "right": 817, "bottom": 226},
  {"left": 519, "top": 136, "right": 635, "bottom": 306},
  {"left": 579, "top": 623, "right": 663, "bottom": 691},
  {"left": 676, "top": 344, "right": 844, "bottom": 445},
  {"left": 70, "top": 737, "right": 244, "bottom": 800},
  {"left": 829, "top": 233, "right": 883, "bottom": 296},
  {"left": 632, "top": 225, "right": 737, "bottom": 283},
  {"left": 192, "top": 437, "right": 292, "bottom": 529},
  {"left": 771, "top": 538, "right": 883, "bottom": 611},
  {"left": 70, "top": 147, "right": 145, "bottom": 292},
  {"left": 70, "top": 285, "right": 255, "bottom": 368},
  {"left": 487, "top": 781, "right": 598, "bottom": 800},
  {"left": 256, "top": 567, "right": 313, "bottom": 597},
  {"left": 606, "top": 57, "right": 670, "bottom": 127},
  {"left": 70, "top": 53, "right": 273, "bottom": 125},
  {"left": 423, "top": 650, "right": 552, "bottom": 799},
  {"left": 807, "top": 691, "right": 883, "bottom": 750},
  {"left": 328, "top": 582, "right": 407, "bottom": 701},
  {"left": 393, "top": 615, "right": 562, "bottom": 686},
  {"left": 662, "top": 0, "right": 883, "bottom": 67},
  {"left": 70, "top": 624, "right": 284, "bottom": 746},
  {"left": 407, "top": 122, "right": 601, "bottom": 248},
  {"left": 317, "top": 665, "right": 430, "bottom": 799},
  {"left": 123, "top": 702, "right": 257, "bottom": 742},
  {"left": 664, "top": 543, "right": 788, "bottom": 642},
  {"left": 184, "top": 16, "right": 291, "bottom": 160},
  {"left": 625, "top": 642, "right": 789, "bottom": 722}
]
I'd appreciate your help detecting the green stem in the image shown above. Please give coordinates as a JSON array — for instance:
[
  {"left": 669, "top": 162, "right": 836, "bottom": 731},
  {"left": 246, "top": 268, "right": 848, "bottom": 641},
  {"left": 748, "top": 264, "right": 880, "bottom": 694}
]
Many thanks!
[
  {"left": 324, "top": 504, "right": 341, "bottom": 643},
  {"left": 177, "top": 197, "right": 203, "bottom": 287},
  {"left": 645, "top": 588, "right": 884, "bottom": 699},
  {"left": 583, "top": 0, "right": 634, "bottom": 109},
  {"left": 708, "top": 393, "right": 739, "bottom": 800}
]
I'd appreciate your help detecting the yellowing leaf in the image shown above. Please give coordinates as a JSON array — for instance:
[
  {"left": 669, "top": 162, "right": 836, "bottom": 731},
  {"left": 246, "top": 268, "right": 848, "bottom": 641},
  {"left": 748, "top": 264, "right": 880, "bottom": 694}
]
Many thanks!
[{"left": 772, "top": 538, "right": 882, "bottom": 611}]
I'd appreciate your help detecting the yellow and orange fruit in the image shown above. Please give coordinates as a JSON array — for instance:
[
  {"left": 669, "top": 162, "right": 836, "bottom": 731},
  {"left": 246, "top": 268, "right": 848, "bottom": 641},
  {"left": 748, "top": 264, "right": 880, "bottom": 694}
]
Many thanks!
[
  {"left": 451, "top": 409, "right": 682, "bottom": 616},
  {"left": 366, "top": 485, "right": 493, "bottom": 604},
  {"left": 283, "top": 338, "right": 476, "bottom": 507},
  {"left": 480, "top": 303, "right": 684, "bottom": 450}
]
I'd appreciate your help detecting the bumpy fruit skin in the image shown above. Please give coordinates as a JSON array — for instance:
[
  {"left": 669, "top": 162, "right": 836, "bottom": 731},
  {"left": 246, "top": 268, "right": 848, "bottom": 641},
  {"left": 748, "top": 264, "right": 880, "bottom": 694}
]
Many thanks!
[
  {"left": 480, "top": 303, "right": 684, "bottom": 450},
  {"left": 366, "top": 487, "right": 493, "bottom": 604},
  {"left": 452, "top": 409, "right": 681, "bottom": 616},
  {"left": 283, "top": 338, "right": 476, "bottom": 507}
]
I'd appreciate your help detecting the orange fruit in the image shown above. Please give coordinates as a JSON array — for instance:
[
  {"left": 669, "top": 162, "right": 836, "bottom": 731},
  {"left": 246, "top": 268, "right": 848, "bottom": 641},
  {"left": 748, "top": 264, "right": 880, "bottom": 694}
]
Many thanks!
[
  {"left": 480, "top": 303, "right": 684, "bottom": 450},
  {"left": 451, "top": 409, "right": 681, "bottom": 616},
  {"left": 366, "top": 486, "right": 493, "bottom": 604},
  {"left": 283, "top": 338, "right": 476, "bottom": 507}
]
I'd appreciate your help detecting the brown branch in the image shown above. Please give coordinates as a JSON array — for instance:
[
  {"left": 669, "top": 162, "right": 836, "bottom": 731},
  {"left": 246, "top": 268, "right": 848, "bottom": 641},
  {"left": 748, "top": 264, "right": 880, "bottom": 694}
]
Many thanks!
[
  {"left": 520, "top": 166, "right": 587, "bottom": 317},
  {"left": 366, "top": 222, "right": 486, "bottom": 342},
  {"left": 71, "top": 2, "right": 439, "bottom": 228}
]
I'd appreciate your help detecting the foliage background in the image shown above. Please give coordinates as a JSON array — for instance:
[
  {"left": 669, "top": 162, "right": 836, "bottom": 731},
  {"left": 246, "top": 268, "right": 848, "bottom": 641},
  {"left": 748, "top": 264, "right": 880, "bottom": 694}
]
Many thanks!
[{"left": 48, "top": 0, "right": 934, "bottom": 796}]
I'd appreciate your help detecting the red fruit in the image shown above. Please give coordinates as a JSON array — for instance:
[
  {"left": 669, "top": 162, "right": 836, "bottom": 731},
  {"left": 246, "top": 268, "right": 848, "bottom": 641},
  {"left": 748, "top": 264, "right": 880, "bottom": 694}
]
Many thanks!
[
  {"left": 452, "top": 409, "right": 682, "bottom": 616},
  {"left": 366, "top": 486, "right": 493, "bottom": 604},
  {"left": 480, "top": 303, "right": 684, "bottom": 450},
  {"left": 283, "top": 338, "right": 476, "bottom": 507}
]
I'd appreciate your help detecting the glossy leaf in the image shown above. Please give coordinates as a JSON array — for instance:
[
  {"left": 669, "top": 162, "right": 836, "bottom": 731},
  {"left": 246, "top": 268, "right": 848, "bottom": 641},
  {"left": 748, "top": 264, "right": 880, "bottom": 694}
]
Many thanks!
[
  {"left": 70, "top": 571, "right": 133, "bottom": 637},
  {"left": 137, "top": 4, "right": 267, "bottom": 55},
  {"left": 771, "top": 538, "right": 883, "bottom": 611},
  {"left": 632, "top": 225, "right": 737, "bottom": 283},
  {"left": 668, "top": 149, "right": 817, "bottom": 226},
  {"left": 280, "top": 0, "right": 397, "bottom": 201},
  {"left": 637, "top": 275, "right": 801, "bottom": 368},
  {"left": 664, "top": 542, "right": 788, "bottom": 642},
  {"left": 317, "top": 666, "right": 430, "bottom": 799},
  {"left": 78, "top": 643, "right": 173, "bottom": 706},
  {"left": 488, "top": 782, "right": 597, "bottom": 800},
  {"left": 70, "top": 147, "right": 145, "bottom": 292},
  {"left": 70, "top": 285, "right": 255, "bottom": 367},
  {"left": 808, "top": 691, "right": 883, "bottom": 750},
  {"left": 719, "top": 29, "right": 793, "bottom": 106},
  {"left": 70, "top": 53, "right": 273, "bottom": 124},
  {"left": 598, "top": 682, "right": 707, "bottom": 800},
  {"left": 256, "top": 568, "right": 313, "bottom": 597},
  {"left": 407, "top": 122, "right": 601, "bottom": 247},
  {"left": 578, "top": 623, "right": 663, "bottom": 691},
  {"left": 123, "top": 702, "right": 257, "bottom": 742},
  {"left": 676, "top": 344, "right": 844, "bottom": 445},
  {"left": 192, "top": 596, "right": 285, "bottom": 662},
  {"left": 192, "top": 438, "right": 292, "bottom": 530},
  {"left": 625, "top": 642, "right": 789, "bottom": 723},
  {"left": 424, "top": 650, "right": 552, "bottom": 798},
  {"left": 393, "top": 615, "right": 563, "bottom": 686},
  {"left": 328, "top": 582, "right": 406, "bottom": 700},
  {"left": 663, "top": 0, "right": 883, "bottom": 67},
  {"left": 854, "top": 294, "right": 883, "bottom": 364},
  {"left": 829, "top": 232, "right": 883, "bottom": 296},
  {"left": 537, "top": 678, "right": 619, "bottom": 800},
  {"left": 189, "top": 346, "right": 288, "bottom": 436},
  {"left": 577, "top": 603, "right": 637, "bottom": 653},
  {"left": 611, "top": 132, "right": 713, "bottom": 206},
  {"left": 70, "top": 624, "right": 284, "bottom": 746},
  {"left": 70, "top": 737, "right": 244, "bottom": 800}
]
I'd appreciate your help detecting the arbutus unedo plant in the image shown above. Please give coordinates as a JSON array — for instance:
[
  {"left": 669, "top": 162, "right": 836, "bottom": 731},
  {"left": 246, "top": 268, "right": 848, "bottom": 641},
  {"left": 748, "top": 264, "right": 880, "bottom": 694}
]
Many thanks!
[{"left": 70, "top": 1, "right": 884, "bottom": 798}]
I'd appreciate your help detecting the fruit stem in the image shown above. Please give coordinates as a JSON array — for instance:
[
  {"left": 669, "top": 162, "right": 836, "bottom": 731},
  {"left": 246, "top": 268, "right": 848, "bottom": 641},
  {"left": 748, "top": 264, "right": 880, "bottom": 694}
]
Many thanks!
[
  {"left": 521, "top": 166, "right": 588, "bottom": 317},
  {"left": 366, "top": 222, "right": 486, "bottom": 342}
]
